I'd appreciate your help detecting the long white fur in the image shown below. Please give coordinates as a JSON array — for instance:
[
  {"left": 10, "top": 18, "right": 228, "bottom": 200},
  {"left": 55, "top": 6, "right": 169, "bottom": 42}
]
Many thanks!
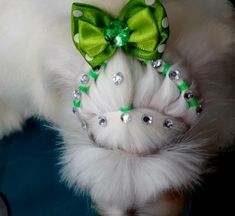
[{"left": 0, "top": 0, "right": 235, "bottom": 215}]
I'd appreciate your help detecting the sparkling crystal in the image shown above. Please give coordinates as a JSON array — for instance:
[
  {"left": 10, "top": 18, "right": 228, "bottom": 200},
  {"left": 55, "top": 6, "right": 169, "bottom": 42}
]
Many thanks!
[
  {"left": 98, "top": 116, "right": 108, "bottom": 127},
  {"left": 81, "top": 121, "right": 87, "bottom": 130},
  {"left": 169, "top": 70, "right": 181, "bottom": 81},
  {"left": 196, "top": 104, "right": 203, "bottom": 115},
  {"left": 120, "top": 113, "right": 132, "bottom": 124},
  {"left": 73, "top": 90, "right": 81, "bottom": 100},
  {"left": 151, "top": 59, "right": 163, "bottom": 69},
  {"left": 113, "top": 72, "right": 124, "bottom": 86},
  {"left": 80, "top": 74, "right": 90, "bottom": 84},
  {"left": 184, "top": 90, "right": 194, "bottom": 101},
  {"left": 163, "top": 119, "right": 174, "bottom": 129},
  {"left": 104, "top": 20, "right": 130, "bottom": 47},
  {"left": 142, "top": 114, "right": 153, "bottom": 125}
]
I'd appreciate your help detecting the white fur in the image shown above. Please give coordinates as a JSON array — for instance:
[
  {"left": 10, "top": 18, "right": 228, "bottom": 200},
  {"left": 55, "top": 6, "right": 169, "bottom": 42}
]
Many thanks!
[{"left": 0, "top": 0, "right": 235, "bottom": 215}]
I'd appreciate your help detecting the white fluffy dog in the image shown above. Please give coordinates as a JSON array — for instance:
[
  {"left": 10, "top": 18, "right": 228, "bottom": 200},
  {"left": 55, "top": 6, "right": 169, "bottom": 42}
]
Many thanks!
[{"left": 0, "top": 0, "right": 235, "bottom": 215}]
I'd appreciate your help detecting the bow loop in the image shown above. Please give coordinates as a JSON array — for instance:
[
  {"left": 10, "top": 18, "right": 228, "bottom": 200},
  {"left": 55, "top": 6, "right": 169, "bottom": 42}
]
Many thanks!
[
  {"left": 127, "top": 8, "right": 158, "bottom": 51},
  {"left": 72, "top": 0, "right": 169, "bottom": 68},
  {"left": 79, "top": 20, "right": 108, "bottom": 57}
]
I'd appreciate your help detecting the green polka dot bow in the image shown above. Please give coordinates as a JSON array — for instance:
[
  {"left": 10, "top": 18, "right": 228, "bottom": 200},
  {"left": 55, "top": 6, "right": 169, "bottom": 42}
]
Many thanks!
[{"left": 71, "top": 0, "right": 169, "bottom": 68}]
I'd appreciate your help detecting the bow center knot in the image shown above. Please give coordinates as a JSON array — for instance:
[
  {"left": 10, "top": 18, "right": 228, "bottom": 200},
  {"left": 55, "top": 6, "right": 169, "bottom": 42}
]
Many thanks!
[{"left": 104, "top": 20, "right": 131, "bottom": 48}]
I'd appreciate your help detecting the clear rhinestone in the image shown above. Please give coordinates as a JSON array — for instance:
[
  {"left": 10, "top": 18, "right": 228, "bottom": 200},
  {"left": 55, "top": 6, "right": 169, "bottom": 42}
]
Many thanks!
[
  {"left": 169, "top": 70, "right": 181, "bottom": 81},
  {"left": 113, "top": 72, "right": 124, "bottom": 86},
  {"left": 98, "top": 116, "right": 108, "bottom": 127},
  {"left": 81, "top": 121, "right": 87, "bottom": 130},
  {"left": 184, "top": 90, "right": 194, "bottom": 101},
  {"left": 80, "top": 74, "right": 90, "bottom": 85},
  {"left": 196, "top": 104, "right": 203, "bottom": 115},
  {"left": 73, "top": 90, "right": 81, "bottom": 100},
  {"left": 151, "top": 59, "right": 163, "bottom": 69},
  {"left": 121, "top": 113, "right": 132, "bottom": 124},
  {"left": 142, "top": 114, "right": 153, "bottom": 125},
  {"left": 163, "top": 119, "right": 174, "bottom": 129}
]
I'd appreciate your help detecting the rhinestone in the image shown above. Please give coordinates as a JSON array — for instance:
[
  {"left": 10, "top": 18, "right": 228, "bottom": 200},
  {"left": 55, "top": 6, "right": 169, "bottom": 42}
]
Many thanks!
[
  {"left": 73, "top": 90, "right": 81, "bottom": 100},
  {"left": 163, "top": 119, "right": 174, "bottom": 129},
  {"left": 196, "top": 104, "right": 203, "bottom": 115},
  {"left": 184, "top": 90, "right": 194, "bottom": 101},
  {"left": 142, "top": 114, "right": 153, "bottom": 125},
  {"left": 104, "top": 20, "right": 130, "bottom": 48},
  {"left": 113, "top": 72, "right": 124, "bottom": 86},
  {"left": 121, "top": 113, "right": 132, "bottom": 124},
  {"left": 169, "top": 70, "right": 181, "bottom": 81},
  {"left": 98, "top": 116, "right": 108, "bottom": 127},
  {"left": 81, "top": 121, "right": 87, "bottom": 130},
  {"left": 151, "top": 59, "right": 163, "bottom": 69},
  {"left": 80, "top": 74, "right": 90, "bottom": 85}
]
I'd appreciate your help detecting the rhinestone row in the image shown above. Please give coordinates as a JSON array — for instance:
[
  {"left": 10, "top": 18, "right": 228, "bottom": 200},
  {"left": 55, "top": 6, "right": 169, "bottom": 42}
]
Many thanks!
[
  {"left": 151, "top": 59, "right": 202, "bottom": 114},
  {"left": 73, "top": 58, "right": 202, "bottom": 129},
  {"left": 98, "top": 114, "right": 174, "bottom": 129},
  {"left": 73, "top": 62, "right": 107, "bottom": 109}
]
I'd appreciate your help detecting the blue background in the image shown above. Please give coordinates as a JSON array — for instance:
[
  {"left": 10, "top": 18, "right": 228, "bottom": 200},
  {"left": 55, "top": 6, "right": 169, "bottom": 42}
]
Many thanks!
[{"left": 0, "top": 119, "right": 98, "bottom": 216}]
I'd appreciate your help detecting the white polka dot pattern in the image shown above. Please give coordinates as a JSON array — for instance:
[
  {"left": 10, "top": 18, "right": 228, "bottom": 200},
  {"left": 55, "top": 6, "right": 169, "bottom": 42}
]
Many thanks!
[
  {"left": 145, "top": 0, "right": 155, "bottom": 6},
  {"left": 73, "top": 10, "right": 83, "bottom": 17},
  {"left": 158, "top": 44, "right": 165, "bottom": 53}
]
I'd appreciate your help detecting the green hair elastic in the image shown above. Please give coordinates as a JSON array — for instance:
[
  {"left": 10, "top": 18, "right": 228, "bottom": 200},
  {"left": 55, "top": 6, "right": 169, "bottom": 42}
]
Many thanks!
[{"left": 119, "top": 105, "right": 134, "bottom": 113}]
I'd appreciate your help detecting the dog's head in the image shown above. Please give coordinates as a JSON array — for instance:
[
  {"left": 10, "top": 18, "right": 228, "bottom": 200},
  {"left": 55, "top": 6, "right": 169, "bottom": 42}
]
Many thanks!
[{"left": 60, "top": 0, "right": 235, "bottom": 209}]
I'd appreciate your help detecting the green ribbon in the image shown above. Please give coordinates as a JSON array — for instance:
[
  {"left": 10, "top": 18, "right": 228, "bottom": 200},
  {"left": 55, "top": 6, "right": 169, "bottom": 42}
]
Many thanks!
[{"left": 71, "top": 0, "right": 169, "bottom": 68}]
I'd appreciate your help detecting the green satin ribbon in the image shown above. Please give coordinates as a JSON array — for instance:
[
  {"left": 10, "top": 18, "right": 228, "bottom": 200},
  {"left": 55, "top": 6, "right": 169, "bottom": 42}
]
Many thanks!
[{"left": 71, "top": 0, "right": 169, "bottom": 68}]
